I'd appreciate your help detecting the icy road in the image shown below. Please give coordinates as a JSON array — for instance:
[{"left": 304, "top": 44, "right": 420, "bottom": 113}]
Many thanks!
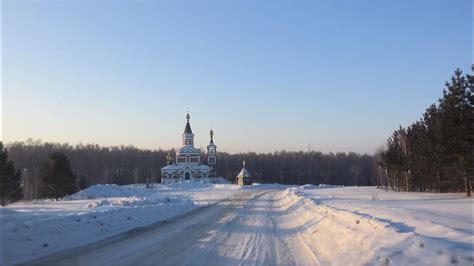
[{"left": 27, "top": 189, "right": 318, "bottom": 265}]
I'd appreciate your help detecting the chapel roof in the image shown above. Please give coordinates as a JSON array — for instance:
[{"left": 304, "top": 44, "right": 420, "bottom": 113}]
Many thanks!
[{"left": 237, "top": 161, "right": 252, "bottom": 178}]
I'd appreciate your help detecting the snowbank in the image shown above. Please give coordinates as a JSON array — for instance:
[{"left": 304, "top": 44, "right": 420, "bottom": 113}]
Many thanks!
[
  {"left": 285, "top": 186, "right": 474, "bottom": 265},
  {"left": 67, "top": 182, "right": 239, "bottom": 200},
  {"left": 0, "top": 182, "right": 241, "bottom": 265},
  {"left": 300, "top": 184, "right": 338, "bottom": 189},
  {"left": 2, "top": 184, "right": 471, "bottom": 265},
  {"left": 65, "top": 184, "right": 151, "bottom": 200}
]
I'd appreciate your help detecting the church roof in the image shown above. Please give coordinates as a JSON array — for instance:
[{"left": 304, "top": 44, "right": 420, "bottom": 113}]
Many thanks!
[
  {"left": 184, "top": 112, "right": 193, "bottom": 134},
  {"left": 178, "top": 146, "right": 201, "bottom": 154},
  {"left": 184, "top": 122, "right": 193, "bottom": 134},
  {"left": 207, "top": 142, "right": 216, "bottom": 148},
  {"left": 161, "top": 162, "right": 212, "bottom": 171},
  {"left": 237, "top": 161, "right": 252, "bottom": 178}
]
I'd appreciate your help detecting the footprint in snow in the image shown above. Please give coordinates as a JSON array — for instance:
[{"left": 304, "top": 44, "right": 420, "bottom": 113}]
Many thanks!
[{"left": 450, "top": 255, "right": 458, "bottom": 264}]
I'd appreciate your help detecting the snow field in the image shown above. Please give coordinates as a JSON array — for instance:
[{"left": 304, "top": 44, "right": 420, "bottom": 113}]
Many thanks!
[
  {"left": 285, "top": 186, "right": 474, "bottom": 265},
  {"left": 0, "top": 182, "right": 241, "bottom": 265},
  {"left": 1, "top": 183, "right": 471, "bottom": 265}
]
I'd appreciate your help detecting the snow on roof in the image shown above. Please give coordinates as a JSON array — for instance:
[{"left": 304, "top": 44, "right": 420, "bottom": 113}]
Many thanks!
[
  {"left": 161, "top": 164, "right": 183, "bottom": 171},
  {"left": 178, "top": 146, "right": 201, "bottom": 154},
  {"left": 237, "top": 167, "right": 251, "bottom": 179},
  {"left": 192, "top": 164, "right": 213, "bottom": 170},
  {"left": 161, "top": 162, "right": 212, "bottom": 172},
  {"left": 236, "top": 160, "right": 252, "bottom": 178},
  {"left": 237, "top": 168, "right": 252, "bottom": 178}
]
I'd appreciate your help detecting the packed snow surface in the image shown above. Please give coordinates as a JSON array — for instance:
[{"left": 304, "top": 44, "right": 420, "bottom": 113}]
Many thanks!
[
  {"left": 1, "top": 184, "right": 472, "bottom": 265},
  {"left": 289, "top": 186, "right": 473, "bottom": 265},
  {"left": 0, "top": 182, "right": 240, "bottom": 265}
]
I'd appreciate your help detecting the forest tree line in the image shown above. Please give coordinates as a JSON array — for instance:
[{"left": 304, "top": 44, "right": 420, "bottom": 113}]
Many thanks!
[
  {"left": 2, "top": 139, "right": 375, "bottom": 201},
  {"left": 2, "top": 68, "right": 472, "bottom": 203},
  {"left": 377, "top": 69, "right": 474, "bottom": 196}
]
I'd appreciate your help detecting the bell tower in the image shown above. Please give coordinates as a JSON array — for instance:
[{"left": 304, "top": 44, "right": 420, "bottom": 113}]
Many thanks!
[
  {"left": 207, "top": 129, "right": 217, "bottom": 176},
  {"left": 182, "top": 112, "right": 194, "bottom": 146}
]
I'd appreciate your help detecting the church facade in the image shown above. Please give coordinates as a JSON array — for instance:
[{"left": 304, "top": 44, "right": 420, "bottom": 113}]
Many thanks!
[{"left": 161, "top": 113, "right": 217, "bottom": 184}]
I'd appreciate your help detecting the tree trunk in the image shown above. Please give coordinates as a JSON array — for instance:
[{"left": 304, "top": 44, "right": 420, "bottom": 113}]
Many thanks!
[
  {"left": 384, "top": 168, "right": 391, "bottom": 190},
  {"left": 34, "top": 171, "right": 38, "bottom": 200},
  {"left": 436, "top": 171, "right": 441, "bottom": 193},
  {"left": 463, "top": 172, "right": 471, "bottom": 197},
  {"left": 378, "top": 166, "right": 384, "bottom": 189},
  {"left": 395, "top": 170, "right": 400, "bottom": 192},
  {"left": 404, "top": 169, "right": 410, "bottom": 192}
]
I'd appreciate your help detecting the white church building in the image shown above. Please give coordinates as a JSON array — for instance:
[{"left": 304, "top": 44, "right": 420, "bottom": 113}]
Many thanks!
[{"left": 161, "top": 112, "right": 217, "bottom": 184}]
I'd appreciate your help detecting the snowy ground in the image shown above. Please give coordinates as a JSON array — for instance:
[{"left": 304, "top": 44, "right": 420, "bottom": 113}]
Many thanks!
[
  {"left": 288, "top": 186, "right": 474, "bottom": 265},
  {"left": 1, "top": 183, "right": 472, "bottom": 265},
  {"left": 0, "top": 182, "right": 241, "bottom": 265}
]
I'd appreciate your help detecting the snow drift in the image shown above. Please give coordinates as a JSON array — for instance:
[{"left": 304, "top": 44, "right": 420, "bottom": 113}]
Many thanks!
[
  {"left": 0, "top": 182, "right": 240, "bottom": 265},
  {"left": 284, "top": 187, "right": 473, "bottom": 265}
]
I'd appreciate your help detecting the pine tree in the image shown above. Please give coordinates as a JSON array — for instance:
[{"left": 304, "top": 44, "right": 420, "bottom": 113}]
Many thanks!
[
  {"left": 381, "top": 68, "right": 474, "bottom": 196},
  {"left": 397, "top": 127, "right": 412, "bottom": 191},
  {"left": 0, "top": 142, "right": 22, "bottom": 206},
  {"left": 382, "top": 129, "right": 405, "bottom": 191},
  {"left": 438, "top": 69, "right": 471, "bottom": 196},
  {"left": 423, "top": 104, "right": 444, "bottom": 192},
  {"left": 465, "top": 69, "right": 474, "bottom": 195},
  {"left": 406, "top": 121, "right": 429, "bottom": 191},
  {"left": 41, "top": 151, "right": 76, "bottom": 200}
]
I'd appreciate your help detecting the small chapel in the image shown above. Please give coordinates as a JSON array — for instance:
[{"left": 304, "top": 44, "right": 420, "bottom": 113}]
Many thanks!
[
  {"left": 236, "top": 161, "right": 252, "bottom": 186},
  {"left": 161, "top": 112, "right": 217, "bottom": 184}
]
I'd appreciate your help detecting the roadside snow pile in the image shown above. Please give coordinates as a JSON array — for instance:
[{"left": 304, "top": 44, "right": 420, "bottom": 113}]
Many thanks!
[
  {"left": 301, "top": 184, "right": 317, "bottom": 189},
  {"left": 65, "top": 184, "right": 154, "bottom": 200},
  {"left": 285, "top": 186, "right": 474, "bottom": 266},
  {"left": 66, "top": 182, "right": 240, "bottom": 201},
  {"left": 300, "top": 184, "right": 338, "bottom": 190},
  {"left": 215, "top": 177, "right": 231, "bottom": 184},
  {"left": 153, "top": 181, "right": 239, "bottom": 191},
  {"left": 0, "top": 182, "right": 241, "bottom": 265},
  {"left": 317, "top": 183, "right": 337, "bottom": 188},
  {"left": 166, "top": 181, "right": 217, "bottom": 190}
]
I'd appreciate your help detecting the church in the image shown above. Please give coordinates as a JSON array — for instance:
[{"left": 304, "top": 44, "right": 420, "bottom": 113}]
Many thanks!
[{"left": 161, "top": 112, "right": 217, "bottom": 184}]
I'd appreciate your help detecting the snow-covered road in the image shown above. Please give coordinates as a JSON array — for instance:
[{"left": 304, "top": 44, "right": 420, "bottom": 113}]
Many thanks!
[
  {"left": 8, "top": 185, "right": 473, "bottom": 265},
  {"left": 27, "top": 189, "right": 320, "bottom": 266}
]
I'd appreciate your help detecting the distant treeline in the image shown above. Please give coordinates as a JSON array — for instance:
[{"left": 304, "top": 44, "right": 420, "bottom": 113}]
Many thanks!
[
  {"left": 377, "top": 69, "right": 473, "bottom": 196},
  {"left": 217, "top": 151, "right": 375, "bottom": 186},
  {"left": 7, "top": 141, "right": 168, "bottom": 200},
  {"left": 5, "top": 139, "right": 375, "bottom": 200},
  {"left": 3, "top": 69, "right": 472, "bottom": 202}
]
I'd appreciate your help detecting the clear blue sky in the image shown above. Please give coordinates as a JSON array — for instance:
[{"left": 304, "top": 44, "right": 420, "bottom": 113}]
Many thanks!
[{"left": 2, "top": 0, "right": 472, "bottom": 154}]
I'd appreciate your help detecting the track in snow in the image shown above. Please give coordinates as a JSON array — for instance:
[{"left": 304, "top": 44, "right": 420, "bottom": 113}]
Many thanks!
[{"left": 27, "top": 189, "right": 319, "bottom": 266}]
